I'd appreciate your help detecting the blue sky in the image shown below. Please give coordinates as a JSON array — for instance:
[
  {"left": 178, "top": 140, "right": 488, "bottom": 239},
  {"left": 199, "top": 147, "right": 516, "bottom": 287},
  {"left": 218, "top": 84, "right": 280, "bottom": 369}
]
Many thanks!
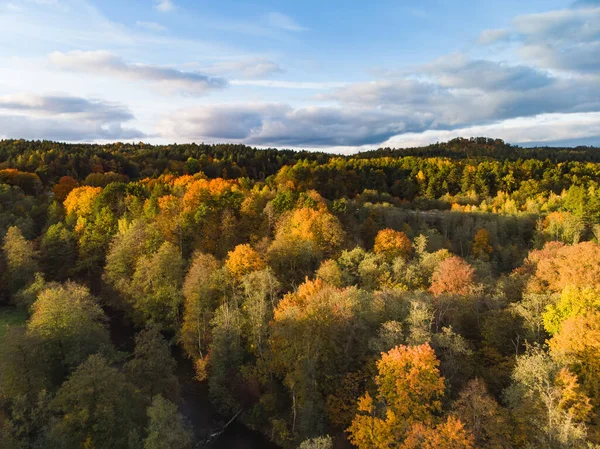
[{"left": 0, "top": 0, "right": 598, "bottom": 151}]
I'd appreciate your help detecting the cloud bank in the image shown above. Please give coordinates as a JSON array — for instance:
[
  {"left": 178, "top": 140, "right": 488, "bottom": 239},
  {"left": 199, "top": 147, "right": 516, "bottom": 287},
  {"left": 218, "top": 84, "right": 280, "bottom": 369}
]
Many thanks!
[
  {"left": 49, "top": 51, "right": 228, "bottom": 95},
  {"left": 0, "top": 94, "right": 145, "bottom": 141}
]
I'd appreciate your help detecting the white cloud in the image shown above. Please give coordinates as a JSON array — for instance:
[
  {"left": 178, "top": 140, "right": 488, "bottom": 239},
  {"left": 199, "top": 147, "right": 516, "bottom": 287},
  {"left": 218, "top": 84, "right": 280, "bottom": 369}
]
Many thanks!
[
  {"left": 203, "top": 58, "right": 284, "bottom": 79},
  {"left": 267, "top": 12, "right": 307, "bottom": 31},
  {"left": 154, "top": 0, "right": 174, "bottom": 13},
  {"left": 479, "top": 6, "right": 600, "bottom": 74},
  {"left": 48, "top": 50, "right": 228, "bottom": 95},
  {"left": 135, "top": 21, "right": 167, "bottom": 32},
  {"left": 380, "top": 112, "right": 600, "bottom": 148},
  {"left": 231, "top": 80, "right": 347, "bottom": 89},
  {"left": 478, "top": 28, "right": 509, "bottom": 45}
]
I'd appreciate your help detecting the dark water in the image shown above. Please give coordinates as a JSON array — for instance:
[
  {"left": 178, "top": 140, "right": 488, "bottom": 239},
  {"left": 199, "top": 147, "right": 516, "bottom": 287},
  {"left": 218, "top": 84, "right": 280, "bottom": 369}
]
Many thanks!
[{"left": 107, "top": 308, "right": 279, "bottom": 449}]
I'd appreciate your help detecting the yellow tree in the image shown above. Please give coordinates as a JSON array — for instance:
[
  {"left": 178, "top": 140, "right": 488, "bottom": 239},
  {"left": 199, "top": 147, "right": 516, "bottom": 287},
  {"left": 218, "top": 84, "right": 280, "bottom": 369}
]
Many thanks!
[
  {"left": 373, "top": 229, "right": 412, "bottom": 262},
  {"left": 348, "top": 344, "right": 446, "bottom": 449},
  {"left": 549, "top": 312, "right": 600, "bottom": 405},
  {"left": 63, "top": 186, "right": 102, "bottom": 217},
  {"left": 225, "top": 244, "right": 265, "bottom": 280},
  {"left": 471, "top": 228, "right": 493, "bottom": 260}
]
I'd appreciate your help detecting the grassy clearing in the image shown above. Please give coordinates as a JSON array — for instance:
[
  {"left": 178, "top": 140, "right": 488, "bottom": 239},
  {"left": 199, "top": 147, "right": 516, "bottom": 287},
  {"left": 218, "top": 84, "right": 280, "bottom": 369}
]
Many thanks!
[{"left": 0, "top": 306, "right": 28, "bottom": 340}]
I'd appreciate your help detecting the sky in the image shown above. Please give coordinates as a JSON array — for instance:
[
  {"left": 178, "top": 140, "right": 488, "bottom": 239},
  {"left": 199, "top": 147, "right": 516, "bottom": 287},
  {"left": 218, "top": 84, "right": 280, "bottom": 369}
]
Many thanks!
[{"left": 0, "top": 0, "right": 599, "bottom": 152}]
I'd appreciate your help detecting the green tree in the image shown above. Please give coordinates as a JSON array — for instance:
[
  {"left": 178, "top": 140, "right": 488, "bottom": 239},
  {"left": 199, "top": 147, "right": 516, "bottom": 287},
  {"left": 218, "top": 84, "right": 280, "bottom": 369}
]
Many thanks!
[
  {"left": 125, "top": 326, "right": 179, "bottom": 402},
  {"left": 129, "top": 242, "right": 185, "bottom": 331},
  {"left": 27, "top": 282, "right": 112, "bottom": 383},
  {"left": 504, "top": 347, "right": 591, "bottom": 448},
  {"left": 144, "top": 395, "right": 193, "bottom": 449},
  {"left": 49, "top": 354, "right": 145, "bottom": 449},
  {"left": 2, "top": 226, "right": 39, "bottom": 297},
  {"left": 40, "top": 222, "right": 76, "bottom": 281}
]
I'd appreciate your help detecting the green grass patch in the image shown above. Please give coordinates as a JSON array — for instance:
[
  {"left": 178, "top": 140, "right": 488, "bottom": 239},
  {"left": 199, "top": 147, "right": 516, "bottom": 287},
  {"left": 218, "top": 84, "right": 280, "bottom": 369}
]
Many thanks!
[{"left": 0, "top": 306, "right": 28, "bottom": 340}]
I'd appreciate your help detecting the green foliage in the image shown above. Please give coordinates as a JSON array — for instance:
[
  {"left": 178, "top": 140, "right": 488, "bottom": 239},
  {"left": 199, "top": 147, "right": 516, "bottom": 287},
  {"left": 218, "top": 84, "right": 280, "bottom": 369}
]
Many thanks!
[
  {"left": 125, "top": 326, "right": 179, "bottom": 402},
  {"left": 27, "top": 282, "right": 113, "bottom": 383},
  {"left": 2, "top": 226, "right": 39, "bottom": 297},
  {"left": 144, "top": 395, "right": 193, "bottom": 449},
  {"left": 48, "top": 354, "right": 145, "bottom": 449}
]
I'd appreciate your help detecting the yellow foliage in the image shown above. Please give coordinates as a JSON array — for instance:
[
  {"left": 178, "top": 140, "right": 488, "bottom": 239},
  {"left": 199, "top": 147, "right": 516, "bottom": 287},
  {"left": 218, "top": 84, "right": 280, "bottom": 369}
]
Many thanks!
[
  {"left": 278, "top": 207, "right": 345, "bottom": 256},
  {"left": 183, "top": 178, "right": 239, "bottom": 212},
  {"left": 63, "top": 186, "right": 102, "bottom": 217},
  {"left": 373, "top": 229, "right": 412, "bottom": 261},
  {"left": 225, "top": 244, "right": 265, "bottom": 279}
]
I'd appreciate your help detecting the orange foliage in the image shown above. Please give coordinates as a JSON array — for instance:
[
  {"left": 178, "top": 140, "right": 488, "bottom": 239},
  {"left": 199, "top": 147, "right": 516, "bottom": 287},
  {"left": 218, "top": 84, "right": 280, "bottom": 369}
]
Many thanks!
[
  {"left": 183, "top": 178, "right": 239, "bottom": 212},
  {"left": 403, "top": 416, "right": 474, "bottom": 449},
  {"left": 527, "top": 241, "right": 600, "bottom": 293},
  {"left": 52, "top": 176, "right": 79, "bottom": 202},
  {"left": 225, "top": 244, "right": 265, "bottom": 279},
  {"left": 373, "top": 229, "right": 412, "bottom": 261},
  {"left": 0, "top": 168, "right": 42, "bottom": 194},
  {"left": 348, "top": 344, "right": 446, "bottom": 449},
  {"left": 430, "top": 256, "right": 475, "bottom": 296},
  {"left": 272, "top": 278, "right": 328, "bottom": 321},
  {"left": 63, "top": 186, "right": 103, "bottom": 217}
]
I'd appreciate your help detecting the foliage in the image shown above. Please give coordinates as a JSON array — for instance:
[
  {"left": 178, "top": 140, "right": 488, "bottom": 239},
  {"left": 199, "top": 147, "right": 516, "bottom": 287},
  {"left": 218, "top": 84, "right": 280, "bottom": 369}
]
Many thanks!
[{"left": 144, "top": 395, "right": 193, "bottom": 449}]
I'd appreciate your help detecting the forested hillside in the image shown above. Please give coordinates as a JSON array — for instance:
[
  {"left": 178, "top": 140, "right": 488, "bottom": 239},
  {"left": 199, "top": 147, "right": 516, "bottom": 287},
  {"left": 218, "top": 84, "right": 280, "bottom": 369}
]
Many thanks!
[{"left": 1, "top": 137, "right": 600, "bottom": 449}]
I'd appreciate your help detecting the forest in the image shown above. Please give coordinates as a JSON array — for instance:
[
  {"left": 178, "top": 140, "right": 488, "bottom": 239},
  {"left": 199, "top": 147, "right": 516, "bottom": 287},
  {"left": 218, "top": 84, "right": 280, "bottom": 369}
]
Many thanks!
[{"left": 1, "top": 137, "right": 600, "bottom": 449}]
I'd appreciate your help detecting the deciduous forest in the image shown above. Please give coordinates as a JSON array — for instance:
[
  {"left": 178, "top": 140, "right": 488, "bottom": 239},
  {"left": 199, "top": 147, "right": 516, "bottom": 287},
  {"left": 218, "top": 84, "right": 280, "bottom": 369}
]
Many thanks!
[{"left": 2, "top": 137, "right": 600, "bottom": 449}]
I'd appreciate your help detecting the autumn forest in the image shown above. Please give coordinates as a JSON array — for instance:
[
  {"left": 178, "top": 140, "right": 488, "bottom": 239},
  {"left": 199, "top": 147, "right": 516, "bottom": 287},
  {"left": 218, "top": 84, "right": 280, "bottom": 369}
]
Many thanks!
[{"left": 2, "top": 137, "right": 600, "bottom": 449}]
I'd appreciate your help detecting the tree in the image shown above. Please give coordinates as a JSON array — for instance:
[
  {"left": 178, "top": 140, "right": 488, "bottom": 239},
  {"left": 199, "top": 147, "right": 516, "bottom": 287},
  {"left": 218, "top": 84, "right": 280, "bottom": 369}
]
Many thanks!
[
  {"left": 207, "top": 302, "right": 245, "bottom": 415},
  {"left": 40, "top": 222, "right": 76, "bottom": 281},
  {"left": 315, "top": 259, "right": 344, "bottom": 288},
  {"left": 430, "top": 257, "right": 475, "bottom": 296},
  {"left": 543, "top": 286, "right": 600, "bottom": 336},
  {"left": 0, "top": 327, "right": 49, "bottom": 400},
  {"left": 504, "top": 346, "right": 591, "bottom": 448},
  {"left": 347, "top": 344, "right": 446, "bottom": 449},
  {"left": 180, "top": 252, "right": 220, "bottom": 359},
  {"left": 549, "top": 312, "right": 600, "bottom": 403},
  {"left": 225, "top": 244, "right": 265, "bottom": 280},
  {"left": 511, "top": 293, "right": 554, "bottom": 344},
  {"left": 373, "top": 229, "right": 412, "bottom": 262},
  {"left": 277, "top": 207, "right": 345, "bottom": 258},
  {"left": 451, "top": 379, "right": 512, "bottom": 449},
  {"left": 241, "top": 268, "right": 280, "bottom": 358},
  {"left": 144, "top": 395, "right": 193, "bottom": 449},
  {"left": 2, "top": 226, "right": 39, "bottom": 297},
  {"left": 49, "top": 354, "right": 145, "bottom": 449},
  {"left": 52, "top": 176, "right": 79, "bottom": 202},
  {"left": 27, "top": 282, "right": 112, "bottom": 383},
  {"left": 125, "top": 326, "right": 179, "bottom": 402},
  {"left": 529, "top": 241, "right": 600, "bottom": 293},
  {"left": 298, "top": 435, "right": 333, "bottom": 449},
  {"left": 403, "top": 416, "right": 474, "bottom": 449},
  {"left": 129, "top": 241, "right": 185, "bottom": 331},
  {"left": 471, "top": 228, "right": 493, "bottom": 260},
  {"left": 270, "top": 280, "right": 371, "bottom": 439},
  {"left": 63, "top": 185, "right": 102, "bottom": 217}
]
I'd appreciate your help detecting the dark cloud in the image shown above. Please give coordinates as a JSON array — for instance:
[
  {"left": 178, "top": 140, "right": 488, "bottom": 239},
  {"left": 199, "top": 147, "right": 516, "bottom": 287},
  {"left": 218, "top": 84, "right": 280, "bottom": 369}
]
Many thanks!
[
  {"left": 158, "top": 103, "right": 435, "bottom": 147},
  {"left": 423, "top": 57, "right": 554, "bottom": 91},
  {"left": 0, "top": 94, "right": 145, "bottom": 141}
]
